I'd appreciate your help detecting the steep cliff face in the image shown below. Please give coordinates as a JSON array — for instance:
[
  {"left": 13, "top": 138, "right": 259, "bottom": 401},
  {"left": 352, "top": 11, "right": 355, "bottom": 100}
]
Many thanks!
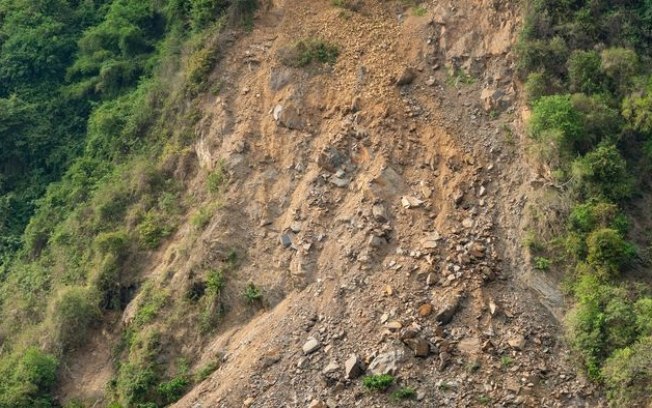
[{"left": 58, "top": 0, "right": 604, "bottom": 406}]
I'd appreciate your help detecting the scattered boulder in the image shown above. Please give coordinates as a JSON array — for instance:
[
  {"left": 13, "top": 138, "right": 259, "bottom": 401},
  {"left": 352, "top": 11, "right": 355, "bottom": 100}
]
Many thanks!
[
  {"left": 318, "top": 146, "right": 347, "bottom": 173},
  {"left": 396, "top": 67, "right": 417, "bottom": 85},
  {"left": 322, "top": 361, "right": 339, "bottom": 375},
  {"left": 280, "top": 233, "right": 293, "bottom": 248},
  {"left": 308, "top": 400, "right": 327, "bottom": 408},
  {"left": 372, "top": 203, "right": 388, "bottom": 222},
  {"left": 401, "top": 196, "right": 424, "bottom": 208},
  {"left": 303, "top": 337, "right": 321, "bottom": 354},
  {"left": 469, "top": 241, "right": 486, "bottom": 258},
  {"left": 435, "top": 294, "right": 462, "bottom": 325},
  {"left": 273, "top": 103, "right": 304, "bottom": 130},
  {"left": 345, "top": 354, "right": 364, "bottom": 379},
  {"left": 368, "top": 350, "right": 405, "bottom": 375},
  {"left": 403, "top": 337, "right": 430, "bottom": 357},
  {"left": 418, "top": 303, "right": 433, "bottom": 317}
]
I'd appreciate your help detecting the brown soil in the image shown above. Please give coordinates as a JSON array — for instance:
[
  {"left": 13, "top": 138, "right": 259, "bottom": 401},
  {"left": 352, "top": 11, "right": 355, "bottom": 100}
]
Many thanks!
[{"left": 58, "top": 0, "right": 608, "bottom": 407}]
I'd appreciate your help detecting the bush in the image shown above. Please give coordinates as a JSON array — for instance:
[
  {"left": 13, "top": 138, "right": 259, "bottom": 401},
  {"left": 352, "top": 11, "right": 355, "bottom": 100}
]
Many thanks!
[
  {"left": 586, "top": 228, "right": 634, "bottom": 277},
  {"left": 206, "top": 269, "right": 225, "bottom": 295},
  {"left": 243, "top": 282, "right": 262, "bottom": 303},
  {"left": 601, "top": 47, "right": 639, "bottom": 94},
  {"left": 50, "top": 286, "right": 101, "bottom": 352},
  {"left": 391, "top": 386, "right": 416, "bottom": 401},
  {"left": 622, "top": 75, "right": 652, "bottom": 134},
  {"left": 635, "top": 298, "right": 652, "bottom": 336},
  {"left": 362, "top": 374, "right": 394, "bottom": 391},
  {"left": 568, "top": 201, "right": 627, "bottom": 234},
  {"left": 136, "top": 210, "right": 175, "bottom": 249},
  {"left": 602, "top": 336, "right": 652, "bottom": 407},
  {"left": 572, "top": 145, "right": 633, "bottom": 202},
  {"left": 524, "top": 71, "right": 548, "bottom": 103},
  {"left": 568, "top": 50, "right": 603, "bottom": 94},
  {"left": 570, "top": 93, "right": 622, "bottom": 147},
  {"left": 529, "top": 94, "right": 584, "bottom": 153},
  {"left": 280, "top": 39, "right": 339, "bottom": 68},
  {"left": 157, "top": 375, "right": 189, "bottom": 404},
  {"left": 534, "top": 256, "right": 551, "bottom": 270},
  {"left": 0, "top": 348, "right": 59, "bottom": 408}
]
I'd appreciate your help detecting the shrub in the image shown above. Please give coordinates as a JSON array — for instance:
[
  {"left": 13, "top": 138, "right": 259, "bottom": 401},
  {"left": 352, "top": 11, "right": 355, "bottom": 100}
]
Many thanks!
[
  {"left": 0, "top": 348, "right": 59, "bottom": 408},
  {"left": 50, "top": 286, "right": 101, "bottom": 352},
  {"left": 391, "top": 386, "right": 416, "bottom": 400},
  {"left": 570, "top": 93, "right": 622, "bottom": 148},
  {"left": 243, "top": 282, "right": 262, "bottom": 303},
  {"left": 602, "top": 336, "right": 652, "bottom": 407},
  {"left": 524, "top": 71, "right": 548, "bottom": 103},
  {"left": 601, "top": 48, "right": 639, "bottom": 94},
  {"left": 622, "top": 76, "right": 652, "bottom": 134},
  {"left": 206, "top": 269, "right": 225, "bottom": 295},
  {"left": 568, "top": 201, "right": 623, "bottom": 233},
  {"left": 586, "top": 228, "right": 634, "bottom": 277},
  {"left": 362, "top": 374, "right": 394, "bottom": 391},
  {"left": 572, "top": 145, "right": 633, "bottom": 202},
  {"left": 529, "top": 94, "right": 584, "bottom": 153},
  {"left": 280, "top": 39, "right": 339, "bottom": 68},
  {"left": 116, "top": 362, "right": 158, "bottom": 407},
  {"left": 157, "top": 375, "right": 189, "bottom": 404},
  {"left": 136, "top": 210, "right": 175, "bottom": 249},
  {"left": 206, "top": 165, "right": 225, "bottom": 194},
  {"left": 191, "top": 205, "right": 214, "bottom": 229},
  {"left": 534, "top": 256, "right": 551, "bottom": 270},
  {"left": 568, "top": 50, "right": 603, "bottom": 94},
  {"left": 194, "top": 361, "right": 219, "bottom": 382},
  {"left": 635, "top": 298, "right": 652, "bottom": 336},
  {"left": 94, "top": 230, "right": 130, "bottom": 256}
]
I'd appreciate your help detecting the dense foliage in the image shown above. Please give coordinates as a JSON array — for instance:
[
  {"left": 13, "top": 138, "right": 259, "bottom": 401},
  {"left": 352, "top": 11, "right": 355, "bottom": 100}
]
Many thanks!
[
  {"left": 0, "top": 0, "right": 256, "bottom": 406},
  {"left": 520, "top": 0, "right": 652, "bottom": 405}
]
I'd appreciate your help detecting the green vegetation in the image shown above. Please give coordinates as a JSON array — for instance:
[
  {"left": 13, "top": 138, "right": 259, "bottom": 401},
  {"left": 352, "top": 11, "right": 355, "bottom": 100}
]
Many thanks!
[
  {"left": 0, "top": 0, "right": 258, "bottom": 405},
  {"left": 391, "top": 386, "right": 416, "bottom": 401},
  {"left": 520, "top": 0, "right": 652, "bottom": 405},
  {"left": 362, "top": 374, "right": 395, "bottom": 391},
  {"left": 243, "top": 282, "right": 262, "bottom": 304},
  {"left": 533, "top": 256, "right": 551, "bottom": 271},
  {"left": 500, "top": 355, "right": 514, "bottom": 368},
  {"left": 280, "top": 39, "right": 340, "bottom": 68}
]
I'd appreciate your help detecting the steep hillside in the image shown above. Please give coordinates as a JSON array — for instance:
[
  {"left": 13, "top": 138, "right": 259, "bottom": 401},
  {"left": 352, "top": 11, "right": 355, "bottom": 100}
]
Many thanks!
[
  {"left": 63, "top": 0, "right": 602, "bottom": 406},
  {"left": 3, "top": 0, "right": 652, "bottom": 407}
]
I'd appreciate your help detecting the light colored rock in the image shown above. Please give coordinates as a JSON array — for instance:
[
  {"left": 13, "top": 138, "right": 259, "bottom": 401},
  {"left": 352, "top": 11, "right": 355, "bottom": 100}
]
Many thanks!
[
  {"left": 368, "top": 349, "right": 405, "bottom": 375},
  {"left": 302, "top": 337, "right": 321, "bottom": 354},
  {"left": 345, "top": 354, "right": 364, "bottom": 379},
  {"left": 402, "top": 196, "right": 424, "bottom": 208}
]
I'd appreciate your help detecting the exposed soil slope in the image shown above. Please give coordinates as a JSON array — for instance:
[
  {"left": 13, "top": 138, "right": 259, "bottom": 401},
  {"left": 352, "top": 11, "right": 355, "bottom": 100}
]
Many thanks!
[{"left": 60, "top": 0, "right": 606, "bottom": 406}]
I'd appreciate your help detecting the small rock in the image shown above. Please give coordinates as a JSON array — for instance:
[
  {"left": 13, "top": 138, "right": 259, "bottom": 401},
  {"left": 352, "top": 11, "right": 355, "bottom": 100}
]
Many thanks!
[
  {"left": 418, "top": 303, "right": 433, "bottom": 317},
  {"left": 452, "top": 189, "right": 464, "bottom": 205},
  {"left": 386, "top": 321, "right": 403, "bottom": 331},
  {"left": 303, "top": 337, "right": 321, "bottom": 354},
  {"left": 280, "top": 233, "right": 293, "bottom": 248},
  {"left": 345, "top": 354, "right": 364, "bottom": 379},
  {"left": 401, "top": 196, "right": 424, "bottom": 208},
  {"left": 404, "top": 337, "right": 430, "bottom": 357},
  {"left": 290, "top": 221, "right": 302, "bottom": 233},
  {"left": 438, "top": 351, "right": 451, "bottom": 371},
  {"left": 435, "top": 294, "right": 461, "bottom": 325},
  {"left": 243, "top": 397, "right": 255, "bottom": 407},
  {"left": 507, "top": 334, "right": 526, "bottom": 350},
  {"left": 372, "top": 203, "right": 388, "bottom": 222},
  {"left": 308, "top": 400, "right": 327, "bottom": 408},
  {"left": 469, "top": 241, "right": 486, "bottom": 258},
  {"left": 396, "top": 67, "right": 417, "bottom": 85},
  {"left": 489, "top": 299, "right": 499, "bottom": 316},
  {"left": 322, "top": 361, "right": 339, "bottom": 375},
  {"left": 330, "top": 176, "right": 350, "bottom": 188},
  {"left": 462, "top": 218, "right": 474, "bottom": 228}
]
